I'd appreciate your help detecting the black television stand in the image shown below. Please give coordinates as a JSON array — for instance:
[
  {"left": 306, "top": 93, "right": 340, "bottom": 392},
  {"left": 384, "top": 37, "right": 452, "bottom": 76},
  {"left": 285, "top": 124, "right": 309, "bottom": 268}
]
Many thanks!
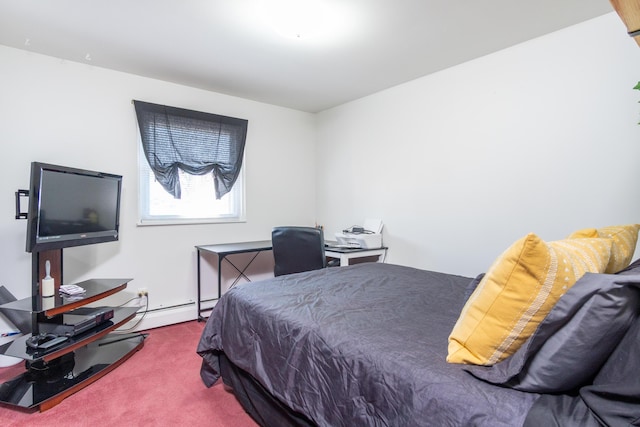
[{"left": 0, "top": 249, "right": 145, "bottom": 411}]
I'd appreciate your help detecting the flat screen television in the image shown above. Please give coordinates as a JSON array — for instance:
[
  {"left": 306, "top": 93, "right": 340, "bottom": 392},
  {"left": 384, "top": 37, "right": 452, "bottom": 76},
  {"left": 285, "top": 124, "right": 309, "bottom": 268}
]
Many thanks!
[{"left": 25, "top": 162, "right": 122, "bottom": 253}]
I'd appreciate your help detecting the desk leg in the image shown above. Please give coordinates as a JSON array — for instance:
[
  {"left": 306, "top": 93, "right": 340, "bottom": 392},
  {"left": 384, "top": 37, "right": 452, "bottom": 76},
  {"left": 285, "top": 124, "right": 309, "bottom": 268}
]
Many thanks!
[
  {"left": 218, "top": 256, "right": 223, "bottom": 302},
  {"left": 197, "top": 249, "right": 203, "bottom": 322},
  {"left": 340, "top": 254, "right": 349, "bottom": 266},
  {"left": 227, "top": 251, "right": 261, "bottom": 289}
]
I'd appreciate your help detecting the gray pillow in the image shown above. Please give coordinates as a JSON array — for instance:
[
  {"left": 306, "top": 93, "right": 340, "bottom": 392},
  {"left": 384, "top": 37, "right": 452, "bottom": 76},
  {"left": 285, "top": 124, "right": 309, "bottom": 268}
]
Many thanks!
[
  {"left": 616, "top": 257, "right": 640, "bottom": 275},
  {"left": 466, "top": 273, "right": 640, "bottom": 393}
]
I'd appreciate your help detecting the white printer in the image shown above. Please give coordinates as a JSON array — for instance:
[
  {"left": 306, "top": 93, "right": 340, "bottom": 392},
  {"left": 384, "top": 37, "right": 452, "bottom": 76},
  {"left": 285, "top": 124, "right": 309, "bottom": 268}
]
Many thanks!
[{"left": 335, "top": 219, "right": 384, "bottom": 249}]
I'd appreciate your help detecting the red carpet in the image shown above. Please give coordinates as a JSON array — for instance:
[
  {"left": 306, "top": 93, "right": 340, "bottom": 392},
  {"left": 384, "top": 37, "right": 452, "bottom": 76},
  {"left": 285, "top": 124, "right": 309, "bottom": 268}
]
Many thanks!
[{"left": 0, "top": 321, "right": 258, "bottom": 427}]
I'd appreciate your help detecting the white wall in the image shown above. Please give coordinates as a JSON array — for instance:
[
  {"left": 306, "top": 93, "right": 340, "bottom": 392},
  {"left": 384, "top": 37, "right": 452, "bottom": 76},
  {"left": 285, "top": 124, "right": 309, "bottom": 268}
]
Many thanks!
[
  {"left": 0, "top": 45, "right": 317, "bottom": 329},
  {"left": 2, "top": 12, "right": 640, "bottom": 334},
  {"left": 316, "top": 13, "right": 640, "bottom": 277}
]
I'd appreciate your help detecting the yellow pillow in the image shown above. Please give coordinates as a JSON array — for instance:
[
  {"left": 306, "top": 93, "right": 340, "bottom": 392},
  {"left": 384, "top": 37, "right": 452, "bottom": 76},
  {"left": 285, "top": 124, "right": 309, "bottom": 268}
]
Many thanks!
[
  {"left": 447, "top": 233, "right": 612, "bottom": 366},
  {"left": 569, "top": 224, "right": 640, "bottom": 273}
]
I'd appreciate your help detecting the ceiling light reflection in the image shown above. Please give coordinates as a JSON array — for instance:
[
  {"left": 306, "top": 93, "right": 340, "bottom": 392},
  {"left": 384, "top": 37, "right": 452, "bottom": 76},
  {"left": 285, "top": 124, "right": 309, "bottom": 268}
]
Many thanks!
[{"left": 261, "top": 0, "right": 351, "bottom": 42}]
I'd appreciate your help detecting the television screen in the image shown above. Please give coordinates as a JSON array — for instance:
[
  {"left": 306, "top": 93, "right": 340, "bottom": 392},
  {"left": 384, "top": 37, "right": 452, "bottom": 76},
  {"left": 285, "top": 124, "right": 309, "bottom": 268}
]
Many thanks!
[{"left": 25, "top": 162, "right": 122, "bottom": 253}]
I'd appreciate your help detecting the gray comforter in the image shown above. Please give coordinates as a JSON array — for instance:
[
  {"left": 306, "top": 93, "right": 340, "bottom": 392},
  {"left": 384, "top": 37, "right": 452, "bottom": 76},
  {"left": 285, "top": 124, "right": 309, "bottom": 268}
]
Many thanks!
[{"left": 198, "top": 263, "right": 539, "bottom": 426}]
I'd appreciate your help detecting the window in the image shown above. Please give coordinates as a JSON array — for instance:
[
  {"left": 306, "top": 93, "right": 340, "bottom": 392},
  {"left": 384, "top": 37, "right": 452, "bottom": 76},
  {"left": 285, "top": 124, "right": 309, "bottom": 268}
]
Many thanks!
[
  {"left": 133, "top": 101, "right": 248, "bottom": 225},
  {"left": 137, "top": 146, "right": 245, "bottom": 224}
]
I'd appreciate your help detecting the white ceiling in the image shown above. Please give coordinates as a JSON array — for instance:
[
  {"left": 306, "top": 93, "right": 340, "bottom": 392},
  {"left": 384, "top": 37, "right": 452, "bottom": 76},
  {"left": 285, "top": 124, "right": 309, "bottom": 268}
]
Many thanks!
[{"left": 0, "top": 0, "right": 614, "bottom": 112}]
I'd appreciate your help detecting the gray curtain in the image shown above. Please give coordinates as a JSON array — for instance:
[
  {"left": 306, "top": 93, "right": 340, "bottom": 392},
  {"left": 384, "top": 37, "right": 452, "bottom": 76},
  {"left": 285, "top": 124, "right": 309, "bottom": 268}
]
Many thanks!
[{"left": 133, "top": 100, "right": 248, "bottom": 199}]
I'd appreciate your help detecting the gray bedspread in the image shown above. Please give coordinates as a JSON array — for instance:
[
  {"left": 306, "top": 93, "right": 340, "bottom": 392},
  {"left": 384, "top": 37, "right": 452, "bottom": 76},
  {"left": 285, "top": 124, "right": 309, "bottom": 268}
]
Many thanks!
[{"left": 198, "top": 263, "right": 539, "bottom": 426}]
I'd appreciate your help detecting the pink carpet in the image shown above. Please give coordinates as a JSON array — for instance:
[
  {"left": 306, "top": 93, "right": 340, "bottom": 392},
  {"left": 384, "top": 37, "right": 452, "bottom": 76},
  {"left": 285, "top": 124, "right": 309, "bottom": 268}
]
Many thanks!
[{"left": 0, "top": 321, "right": 258, "bottom": 427}]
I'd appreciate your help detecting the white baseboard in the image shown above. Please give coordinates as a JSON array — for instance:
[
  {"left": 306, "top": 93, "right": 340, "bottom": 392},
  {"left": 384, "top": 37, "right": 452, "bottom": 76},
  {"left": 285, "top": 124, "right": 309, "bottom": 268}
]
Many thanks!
[{"left": 115, "top": 302, "right": 210, "bottom": 332}]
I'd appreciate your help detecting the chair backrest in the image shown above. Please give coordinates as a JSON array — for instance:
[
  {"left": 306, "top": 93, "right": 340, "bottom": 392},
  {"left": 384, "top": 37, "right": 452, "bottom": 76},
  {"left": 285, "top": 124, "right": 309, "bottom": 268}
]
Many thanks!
[{"left": 272, "top": 226, "right": 326, "bottom": 277}]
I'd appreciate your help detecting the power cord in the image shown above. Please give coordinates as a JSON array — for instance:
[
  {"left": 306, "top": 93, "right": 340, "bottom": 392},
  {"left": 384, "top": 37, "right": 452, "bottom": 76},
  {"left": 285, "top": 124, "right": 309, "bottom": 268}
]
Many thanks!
[
  {"left": 113, "top": 293, "right": 149, "bottom": 333},
  {"left": 118, "top": 296, "right": 140, "bottom": 306}
]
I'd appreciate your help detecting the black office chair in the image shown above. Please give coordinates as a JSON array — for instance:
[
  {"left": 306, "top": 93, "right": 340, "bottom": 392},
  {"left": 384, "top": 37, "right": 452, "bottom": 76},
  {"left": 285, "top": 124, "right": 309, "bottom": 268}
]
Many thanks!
[{"left": 272, "top": 226, "right": 327, "bottom": 277}]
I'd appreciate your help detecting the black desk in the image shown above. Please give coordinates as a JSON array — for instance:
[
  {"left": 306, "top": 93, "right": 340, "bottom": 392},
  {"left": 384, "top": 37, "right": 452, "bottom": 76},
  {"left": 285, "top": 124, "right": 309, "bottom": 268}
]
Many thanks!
[
  {"left": 195, "top": 241, "right": 388, "bottom": 321},
  {"left": 195, "top": 241, "right": 272, "bottom": 321}
]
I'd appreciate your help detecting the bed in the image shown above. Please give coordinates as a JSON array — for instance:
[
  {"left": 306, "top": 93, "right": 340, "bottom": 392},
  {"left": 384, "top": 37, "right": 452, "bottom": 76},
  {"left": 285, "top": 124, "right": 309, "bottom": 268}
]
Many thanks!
[{"left": 198, "top": 229, "right": 640, "bottom": 427}]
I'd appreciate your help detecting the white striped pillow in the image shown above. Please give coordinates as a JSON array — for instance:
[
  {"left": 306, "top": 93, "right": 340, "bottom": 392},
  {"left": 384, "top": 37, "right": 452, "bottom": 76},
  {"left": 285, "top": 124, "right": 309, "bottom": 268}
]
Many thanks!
[{"left": 569, "top": 224, "right": 640, "bottom": 273}]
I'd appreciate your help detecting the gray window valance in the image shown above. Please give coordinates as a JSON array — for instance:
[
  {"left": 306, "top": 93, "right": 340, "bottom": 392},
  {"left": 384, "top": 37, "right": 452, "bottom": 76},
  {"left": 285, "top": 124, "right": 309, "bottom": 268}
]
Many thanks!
[{"left": 133, "top": 100, "right": 248, "bottom": 199}]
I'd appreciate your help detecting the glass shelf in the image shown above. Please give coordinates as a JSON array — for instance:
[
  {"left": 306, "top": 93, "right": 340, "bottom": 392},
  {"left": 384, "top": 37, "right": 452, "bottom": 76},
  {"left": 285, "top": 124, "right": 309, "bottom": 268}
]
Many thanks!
[
  {"left": 0, "top": 278, "right": 132, "bottom": 317},
  {"left": 0, "top": 333, "right": 145, "bottom": 410},
  {"left": 2, "top": 306, "right": 140, "bottom": 362}
]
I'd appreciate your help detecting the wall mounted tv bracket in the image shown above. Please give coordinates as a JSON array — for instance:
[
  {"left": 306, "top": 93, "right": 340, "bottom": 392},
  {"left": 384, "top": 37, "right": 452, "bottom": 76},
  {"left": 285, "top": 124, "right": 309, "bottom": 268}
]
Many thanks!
[{"left": 15, "top": 189, "right": 29, "bottom": 219}]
